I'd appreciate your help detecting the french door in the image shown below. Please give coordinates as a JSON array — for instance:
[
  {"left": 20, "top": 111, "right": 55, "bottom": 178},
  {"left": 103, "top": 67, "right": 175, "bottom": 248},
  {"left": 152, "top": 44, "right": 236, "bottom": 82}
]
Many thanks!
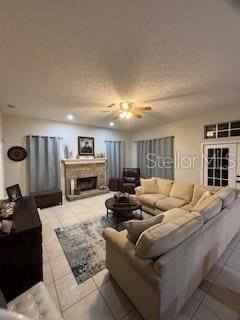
[
  {"left": 237, "top": 143, "right": 240, "bottom": 189},
  {"left": 203, "top": 143, "right": 239, "bottom": 188}
]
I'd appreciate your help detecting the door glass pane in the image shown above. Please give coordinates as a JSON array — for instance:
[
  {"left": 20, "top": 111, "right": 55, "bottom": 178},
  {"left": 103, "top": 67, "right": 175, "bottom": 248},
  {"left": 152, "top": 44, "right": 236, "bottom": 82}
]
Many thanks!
[
  {"left": 222, "top": 159, "right": 228, "bottom": 169},
  {"left": 208, "top": 149, "right": 214, "bottom": 158},
  {"left": 208, "top": 157, "right": 214, "bottom": 168},
  {"left": 222, "top": 148, "right": 229, "bottom": 158},
  {"left": 215, "top": 157, "right": 221, "bottom": 168},
  {"left": 208, "top": 169, "right": 214, "bottom": 177},
  {"left": 215, "top": 179, "right": 220, "bottom": 186},
  {"left": 222, "top": 170, "right": 228, "bottom": 179},
  {"left": 215, "top": 169, "right": 220, "bottom": 178},
  {"left": 215, "top": 149, "right": 221, "bottom": 157},
  {"left": 208, "top": 178, "right": 214, "bottom": 186},
  {"left": 222, "top": 180, "right": 228, "bottom": 187}
]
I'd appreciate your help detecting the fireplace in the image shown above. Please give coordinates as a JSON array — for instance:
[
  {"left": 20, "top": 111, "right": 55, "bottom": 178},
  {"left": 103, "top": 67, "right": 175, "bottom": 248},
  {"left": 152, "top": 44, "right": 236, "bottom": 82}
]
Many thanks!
[
  {"left": 76, "top": 176, "right": 97, "bottom": 192},
  {"left": 62, "top": 158, "right": 109, "bottom": 201}
]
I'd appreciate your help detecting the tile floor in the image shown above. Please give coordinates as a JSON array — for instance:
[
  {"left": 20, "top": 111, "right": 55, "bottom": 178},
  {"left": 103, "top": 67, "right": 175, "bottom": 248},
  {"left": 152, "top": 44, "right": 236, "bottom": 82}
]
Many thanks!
[{"left": 40, "top": 193, "right": 240, "bottom": 320}]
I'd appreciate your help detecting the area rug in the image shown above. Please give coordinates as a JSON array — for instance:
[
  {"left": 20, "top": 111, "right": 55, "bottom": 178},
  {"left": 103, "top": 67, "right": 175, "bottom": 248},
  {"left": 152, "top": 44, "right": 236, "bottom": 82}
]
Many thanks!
[{"left": 55, "top": 216, "right": 113, "bottom": 284}]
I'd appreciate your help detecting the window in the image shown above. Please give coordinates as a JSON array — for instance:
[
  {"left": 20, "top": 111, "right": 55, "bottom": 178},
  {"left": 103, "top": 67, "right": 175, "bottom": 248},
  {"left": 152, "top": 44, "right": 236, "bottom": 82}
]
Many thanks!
[{"left": 205, "top": 120, "right": 240, "bottom": 139}]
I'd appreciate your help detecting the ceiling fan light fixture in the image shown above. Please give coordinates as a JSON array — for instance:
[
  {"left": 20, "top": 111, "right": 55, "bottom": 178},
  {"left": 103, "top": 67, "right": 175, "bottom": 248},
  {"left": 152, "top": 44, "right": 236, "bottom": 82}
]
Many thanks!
[
  {"left": 120, "top": 102, "right": 132, "bottom": 112},
  {"left": 120, "top": 111, "right": 132, "bottom": 119}
]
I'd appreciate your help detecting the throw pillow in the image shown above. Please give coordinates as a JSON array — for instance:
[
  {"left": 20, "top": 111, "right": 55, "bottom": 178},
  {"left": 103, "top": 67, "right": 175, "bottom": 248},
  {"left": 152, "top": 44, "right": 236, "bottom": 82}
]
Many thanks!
[
  {"left": 126, "top": 215, "right": 165, "bottom": 243},
  {"left": 140, "top": 178, "right": 157, "bottom": 194}
]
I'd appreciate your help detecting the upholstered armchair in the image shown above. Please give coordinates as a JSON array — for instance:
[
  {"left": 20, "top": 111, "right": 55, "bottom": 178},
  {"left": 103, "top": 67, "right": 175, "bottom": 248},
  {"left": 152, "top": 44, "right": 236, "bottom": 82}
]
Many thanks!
[{"left": 119, "top": 168, "right": 140, "bottom": 194}]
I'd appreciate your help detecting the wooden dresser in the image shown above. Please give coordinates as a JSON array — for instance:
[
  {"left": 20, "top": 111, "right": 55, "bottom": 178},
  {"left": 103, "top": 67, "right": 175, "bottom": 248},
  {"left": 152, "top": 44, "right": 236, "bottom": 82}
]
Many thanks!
[{"left": 0, "top": 196, "right": 43, "bottom": 302}]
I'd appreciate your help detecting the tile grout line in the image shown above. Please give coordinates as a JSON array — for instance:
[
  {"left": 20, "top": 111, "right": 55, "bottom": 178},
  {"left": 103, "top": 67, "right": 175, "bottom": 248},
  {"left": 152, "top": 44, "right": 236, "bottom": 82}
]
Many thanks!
[
  {"left": 43, "top": 226, "right": 62, "bottom": 314},
  {"left": 97, "top": 286, "right": 119, "bottom": 320},
  {"left": 59, "top": 286, "right": 98, "bottom": 314},
  {"left": 191, "top": 238, "right": 240, "bottom": 319},
  {"left": 91, "top": 272, "right": 117, "bottom": 320}
]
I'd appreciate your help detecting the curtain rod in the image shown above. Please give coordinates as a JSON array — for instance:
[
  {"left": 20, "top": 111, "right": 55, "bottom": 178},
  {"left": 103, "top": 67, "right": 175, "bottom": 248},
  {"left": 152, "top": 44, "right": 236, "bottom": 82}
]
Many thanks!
[
  {"left": 26, "top": 135, "right": 63, "bottom": 140},
  {"left": 133, "top": 136, "right": 175, "bottom": 143}
]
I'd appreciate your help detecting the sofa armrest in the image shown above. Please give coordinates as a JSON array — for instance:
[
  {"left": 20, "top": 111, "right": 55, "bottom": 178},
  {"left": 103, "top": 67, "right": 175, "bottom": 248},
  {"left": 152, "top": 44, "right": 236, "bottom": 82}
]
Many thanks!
[
  {"left": 103, "top": 227, "right": 161, "bottom": 291},
  {"left": 135, "top": 186, "right": 144, "bottom": 197}
]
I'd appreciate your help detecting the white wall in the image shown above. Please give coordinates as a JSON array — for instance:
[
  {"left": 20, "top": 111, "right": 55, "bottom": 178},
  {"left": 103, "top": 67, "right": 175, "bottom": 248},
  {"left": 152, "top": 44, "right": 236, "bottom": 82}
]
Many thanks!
[
  {"left": 2, "top": 115, "right": 132, "bottom": 195},
  {"left": 0, "top": 114, "right": 4, "bottom": 198},
  {"left": 131, "top": 107, "right": 240, "bottom": 184}
]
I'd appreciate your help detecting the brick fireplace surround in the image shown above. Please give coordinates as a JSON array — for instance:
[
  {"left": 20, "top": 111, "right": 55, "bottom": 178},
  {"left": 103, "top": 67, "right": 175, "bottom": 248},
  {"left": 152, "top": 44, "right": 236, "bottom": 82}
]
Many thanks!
[{"left": 62, "top": 158, "right": 109, "bottom": 201}]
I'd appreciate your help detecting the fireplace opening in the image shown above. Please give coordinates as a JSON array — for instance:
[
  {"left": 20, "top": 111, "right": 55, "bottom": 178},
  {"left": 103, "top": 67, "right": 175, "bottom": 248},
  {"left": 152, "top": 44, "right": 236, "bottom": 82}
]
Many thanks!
[{"left": 76, "top": 176, "right": 97, "bottom": 192}]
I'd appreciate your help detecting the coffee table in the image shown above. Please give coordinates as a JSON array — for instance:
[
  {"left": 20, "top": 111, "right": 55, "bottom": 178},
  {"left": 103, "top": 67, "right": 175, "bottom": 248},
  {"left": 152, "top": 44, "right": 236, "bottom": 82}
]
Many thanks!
[{"left": 105, "top": 196, "right": 142, "bottom": 229}]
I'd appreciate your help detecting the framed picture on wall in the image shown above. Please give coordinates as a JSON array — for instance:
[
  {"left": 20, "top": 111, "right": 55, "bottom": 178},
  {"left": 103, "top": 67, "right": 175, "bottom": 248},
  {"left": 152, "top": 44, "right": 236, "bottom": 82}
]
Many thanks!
[
  {"left": 6, "top": 184, "right": 23, "bottom": 202},
  {"left": 78, "top": 137, "right": 95, "bottom": 156}
]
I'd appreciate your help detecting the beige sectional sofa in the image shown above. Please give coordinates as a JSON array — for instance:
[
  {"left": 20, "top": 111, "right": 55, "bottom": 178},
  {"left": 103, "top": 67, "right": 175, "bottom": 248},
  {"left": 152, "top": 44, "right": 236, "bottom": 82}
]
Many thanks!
[{"left": 103, "top": 177, "right": 240, "bottom": 320}]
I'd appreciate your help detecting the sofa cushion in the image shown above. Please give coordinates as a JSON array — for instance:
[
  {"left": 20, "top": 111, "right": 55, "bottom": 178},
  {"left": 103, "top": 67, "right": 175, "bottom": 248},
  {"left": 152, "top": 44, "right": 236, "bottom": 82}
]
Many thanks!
[
  {"left": 195, "top": 190, "right": 212, "bottom": 207},
  {"left": 126, "top": 207, "right": 188, "bottom": 243},
  {"left": 138, "top": 193, "right": 166, "bottom": 207},
  {"left": 214, "top": 187, "right": 236, "bottom": 208},
  {"left": 191, "top": 185, "right": 208, "bottom": 205},
  {"left": 140, "top": 178, "right": 157, "bottom": 194},
  {"left": 170, "top": 181, "right": 194, "bottom": 202},
  {"left": 193, "top": 196, "right": 223, "bottom": 222},
  {"left": 155, "top": 178, "right": 173, "bottom": 196},
  {"left": 156, "top": 197, "right": 187, "bottom": 211},
  {"left": 180, "top": 203, "right": 194, "bottom": 211},
  {"left": 135, "top": 212, "right": 204, "bottom": 259}
]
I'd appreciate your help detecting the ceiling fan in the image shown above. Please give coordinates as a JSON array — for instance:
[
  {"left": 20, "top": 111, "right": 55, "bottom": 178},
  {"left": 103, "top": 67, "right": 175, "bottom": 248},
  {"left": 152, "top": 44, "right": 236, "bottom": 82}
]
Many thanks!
[{"left": 102, "top": 102, "right": 152, "bottom": 120}]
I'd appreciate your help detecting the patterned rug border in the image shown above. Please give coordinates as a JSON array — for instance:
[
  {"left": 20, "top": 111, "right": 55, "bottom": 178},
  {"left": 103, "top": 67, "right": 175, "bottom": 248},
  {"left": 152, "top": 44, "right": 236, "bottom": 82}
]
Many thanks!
[{"left": 55, "top": 215, "right": 113, "bottom": 284}]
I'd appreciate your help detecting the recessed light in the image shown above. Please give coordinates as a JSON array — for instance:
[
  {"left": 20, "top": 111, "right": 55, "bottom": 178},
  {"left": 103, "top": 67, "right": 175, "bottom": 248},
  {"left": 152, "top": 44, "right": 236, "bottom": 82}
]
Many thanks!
[
  {"left": 109, "top": 122, "right": 115, "bottom": 127},
  {"left": 67, "top": 114, "right": 74, "bottom": 120}
]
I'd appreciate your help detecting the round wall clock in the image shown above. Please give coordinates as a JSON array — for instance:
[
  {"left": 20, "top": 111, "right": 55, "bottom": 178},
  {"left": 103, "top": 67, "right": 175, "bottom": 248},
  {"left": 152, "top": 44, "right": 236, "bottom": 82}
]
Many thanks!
[{"left": 7, "top": 146, "right": 27, "bottom": 162}]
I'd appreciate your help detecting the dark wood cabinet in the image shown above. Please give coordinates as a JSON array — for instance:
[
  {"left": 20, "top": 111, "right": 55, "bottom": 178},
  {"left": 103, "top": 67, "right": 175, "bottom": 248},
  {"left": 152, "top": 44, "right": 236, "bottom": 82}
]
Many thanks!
[{"left": 0, "top": 196, "right": 43, "bottom": 302}]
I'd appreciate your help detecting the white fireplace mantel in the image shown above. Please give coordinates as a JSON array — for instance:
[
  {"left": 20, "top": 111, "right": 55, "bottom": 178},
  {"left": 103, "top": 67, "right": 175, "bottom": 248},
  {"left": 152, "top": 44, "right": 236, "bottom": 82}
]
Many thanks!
[{"left": 62, "top": 158, "right": 108, "bottom": 166}]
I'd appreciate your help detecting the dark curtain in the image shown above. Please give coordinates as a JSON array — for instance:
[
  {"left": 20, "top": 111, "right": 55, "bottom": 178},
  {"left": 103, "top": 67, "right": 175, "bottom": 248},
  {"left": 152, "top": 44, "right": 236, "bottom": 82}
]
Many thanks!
[
  {"left": 26, "top": 135, "right": 61, "bottom": 192},
  {"left": 105, "top": 141, "right": 125, "bottom": 179},
  {"left": 136, "top": 136, "right": 174, "bottom": 179}
]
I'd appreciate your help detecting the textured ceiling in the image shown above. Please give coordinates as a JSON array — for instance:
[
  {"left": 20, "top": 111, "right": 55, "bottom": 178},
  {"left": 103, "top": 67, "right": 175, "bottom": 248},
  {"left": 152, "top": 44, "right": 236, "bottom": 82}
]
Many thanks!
[{"left": 0, "top": 0, "right": 240, "bottom": 130}]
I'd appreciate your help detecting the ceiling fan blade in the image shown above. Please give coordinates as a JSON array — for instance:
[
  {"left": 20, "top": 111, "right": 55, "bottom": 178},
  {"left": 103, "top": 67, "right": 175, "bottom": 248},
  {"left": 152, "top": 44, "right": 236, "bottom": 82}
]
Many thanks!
[
  {"left": 106, "top": 103, "right": 115, "bottom": 108},
  {"left": 132, "top": 111, "right": 143, "bottom": 119},
  {"left": 134, "top": 106, "right": 152, "bottom": 111},
  {"left": 113, "top": 115, "right": 119, "bottom": 120}
]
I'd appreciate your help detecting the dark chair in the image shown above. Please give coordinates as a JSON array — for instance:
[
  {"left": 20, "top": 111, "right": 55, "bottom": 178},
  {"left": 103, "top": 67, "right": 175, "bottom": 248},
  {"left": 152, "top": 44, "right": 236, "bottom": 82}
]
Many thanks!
[{"left": 119, "top": 168, "right": 140, "bottom": 194}]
